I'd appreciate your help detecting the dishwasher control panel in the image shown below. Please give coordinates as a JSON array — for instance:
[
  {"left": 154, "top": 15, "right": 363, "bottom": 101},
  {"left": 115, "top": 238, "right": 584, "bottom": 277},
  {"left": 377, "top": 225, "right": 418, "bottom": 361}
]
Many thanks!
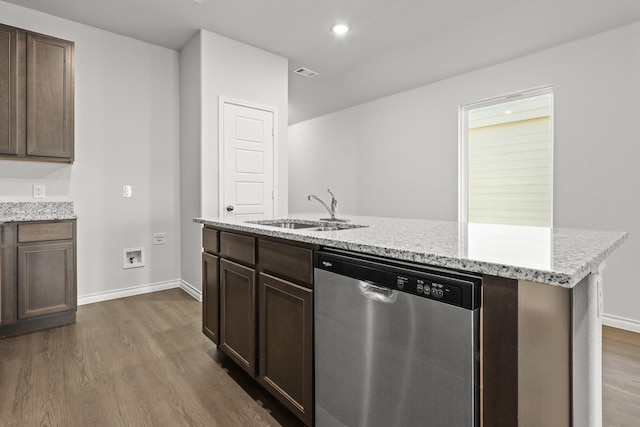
[
  {"left": 315, "top": 250, "right": 481, "bottom": 310},
  {"left": 394, "top": 274, "right": 463, "bottom": 306}
]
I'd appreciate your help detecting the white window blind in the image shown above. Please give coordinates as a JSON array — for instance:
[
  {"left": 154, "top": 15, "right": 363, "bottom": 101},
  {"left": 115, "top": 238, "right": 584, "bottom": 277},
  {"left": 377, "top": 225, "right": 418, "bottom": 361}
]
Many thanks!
[{"left": 461, "top": 91, "right": 553, "bottom": 227}]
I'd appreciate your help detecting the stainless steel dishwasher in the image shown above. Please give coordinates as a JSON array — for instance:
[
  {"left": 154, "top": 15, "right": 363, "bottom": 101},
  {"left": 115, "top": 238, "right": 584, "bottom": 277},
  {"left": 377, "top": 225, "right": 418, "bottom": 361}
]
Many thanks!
[{"left": 314, "top": 249, "right": 481, "bottom": 427}]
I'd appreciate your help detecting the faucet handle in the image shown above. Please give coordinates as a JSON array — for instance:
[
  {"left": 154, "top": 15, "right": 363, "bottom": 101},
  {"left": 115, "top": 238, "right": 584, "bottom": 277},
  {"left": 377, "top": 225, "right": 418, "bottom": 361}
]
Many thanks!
[{"left": 327, "top": 189, "right": 338, "bottom": 212}]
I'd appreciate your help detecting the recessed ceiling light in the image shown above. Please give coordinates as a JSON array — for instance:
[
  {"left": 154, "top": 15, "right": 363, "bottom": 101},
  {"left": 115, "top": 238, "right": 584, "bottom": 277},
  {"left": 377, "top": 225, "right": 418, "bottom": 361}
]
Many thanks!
[{"left": 332, "top": 23, "right": 350, "bottom": 35}]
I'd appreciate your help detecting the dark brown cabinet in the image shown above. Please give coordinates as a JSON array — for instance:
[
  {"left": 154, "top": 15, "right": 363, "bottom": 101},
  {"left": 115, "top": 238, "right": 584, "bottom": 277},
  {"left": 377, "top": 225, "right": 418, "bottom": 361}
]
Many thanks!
[
  {"left": 202, "top": 252, "right": 219, "bottom": 344},
  {"left": 258, "top": 273, "right": 313, "bottom": 426},
  {"left": 201, "top": 226, "right": 316, "bottom": 425},
  {"left": 0, "top": 24, "right": 18, "bottom": 156},
  {"left": 0, "top": 220, "right": 77, "bottom": 337},
  {"left": 17, "top": 241, "right": 75, "bottom": 319},
  {"left": 219, "top": 258, "right": 257, "bottom": 376},
  {"left": 0, "top": 23, "right": 74, "bottom": 163}
]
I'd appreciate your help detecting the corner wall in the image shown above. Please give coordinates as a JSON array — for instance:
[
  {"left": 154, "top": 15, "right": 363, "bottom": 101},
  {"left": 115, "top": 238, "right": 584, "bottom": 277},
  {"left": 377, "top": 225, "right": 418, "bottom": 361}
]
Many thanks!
[
  {"left": 180, "top": 29, "right": 289, "bottom": 292},
  {"left": 179, "top": 32, "right": 202, "bottom": 293},
  {"left": 289, "top": 21, "right": 640, "bottom": 327},
  {"left": 0, "top": 1, "right": 182, "bottom": 301}
]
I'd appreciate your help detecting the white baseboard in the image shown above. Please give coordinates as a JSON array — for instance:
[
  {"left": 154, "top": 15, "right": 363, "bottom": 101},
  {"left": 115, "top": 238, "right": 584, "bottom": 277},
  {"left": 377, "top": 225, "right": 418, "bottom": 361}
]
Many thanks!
[
  {"left": 602, "top": 313, "right": 640, "bottom": 334},
  {"left": 179, "top": 280, "right": 202, "bottom": 301},
  {"left": 78, "top": 280, "right": 182, "bottom": 306}
]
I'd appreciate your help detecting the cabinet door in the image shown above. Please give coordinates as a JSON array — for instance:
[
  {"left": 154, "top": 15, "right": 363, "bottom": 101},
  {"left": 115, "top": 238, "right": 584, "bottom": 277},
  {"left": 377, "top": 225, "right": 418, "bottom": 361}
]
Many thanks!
[
  {"left": 258, "top": 273, "right": 313, "bottom": 426},
  {"left": 0, "top": 224, "right": 17, "bottom": 325},
  {"left": 26, "top": 32, "right": 74, "bottom": 160},
  {"left": 0, "top": 24, "right": 18, "bottom": 155},
  {"left": 219, "top": 258, "right": 256, "bottom": 376},
  {"left": 202, "top": 252, "right": 219, "bottom": 344},
  {"left": 17, "top": 241, "right": 75, "bottom": 319}
]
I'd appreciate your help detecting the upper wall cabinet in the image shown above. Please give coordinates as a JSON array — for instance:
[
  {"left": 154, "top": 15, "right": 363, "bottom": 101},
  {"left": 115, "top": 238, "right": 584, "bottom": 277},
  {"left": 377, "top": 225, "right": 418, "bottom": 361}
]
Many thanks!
[{"left": 0, "top": 23, "right": 74, "bottom": 163}]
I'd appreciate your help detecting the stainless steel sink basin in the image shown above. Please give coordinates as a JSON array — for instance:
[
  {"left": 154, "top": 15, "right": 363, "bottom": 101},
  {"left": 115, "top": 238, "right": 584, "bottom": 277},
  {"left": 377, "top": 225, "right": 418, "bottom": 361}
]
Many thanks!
[
  {"left": 264, "top": 221, "right": 320, "bottom": 230},
  {"left": 247, "top": 219, "right": 366, "bottom": 232}
]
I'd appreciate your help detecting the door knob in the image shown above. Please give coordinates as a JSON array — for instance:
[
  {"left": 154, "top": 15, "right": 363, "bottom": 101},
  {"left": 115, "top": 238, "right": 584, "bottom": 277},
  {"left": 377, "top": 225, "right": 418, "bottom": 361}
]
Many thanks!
[{"left": 226, "top": 205, "right": 235, "bottom": 212}]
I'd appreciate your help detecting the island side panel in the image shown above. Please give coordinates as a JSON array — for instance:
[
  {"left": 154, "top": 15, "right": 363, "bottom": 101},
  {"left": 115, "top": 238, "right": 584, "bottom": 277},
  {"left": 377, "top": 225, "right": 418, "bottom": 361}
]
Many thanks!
[
  {"left": 518, "top": 280, "right": 571, "bottom": 427},
  {"left": 483, "top": 276, "right": 573, "bottom": 426},
  {"left": 572, "top": 271, "right": 602, "bottom": 427},
  {"left": 482, "top": 275, "right": 519, "bottom": 427}
]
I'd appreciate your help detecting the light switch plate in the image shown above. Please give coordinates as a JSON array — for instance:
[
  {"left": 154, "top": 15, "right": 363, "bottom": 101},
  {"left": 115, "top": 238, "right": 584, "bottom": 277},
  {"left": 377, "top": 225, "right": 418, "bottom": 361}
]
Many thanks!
[
  {"left": 123, "top": 185, "right": 132, "bottom": 198},
  {"left": 33, "top": 184, "right": 45, "bottom": 199}
]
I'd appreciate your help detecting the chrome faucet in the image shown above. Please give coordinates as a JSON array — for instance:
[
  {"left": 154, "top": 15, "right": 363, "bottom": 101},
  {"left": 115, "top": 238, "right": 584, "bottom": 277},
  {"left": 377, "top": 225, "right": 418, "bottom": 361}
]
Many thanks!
[{"left": 308, "top": 189, "right": 340, "bottom": 221}]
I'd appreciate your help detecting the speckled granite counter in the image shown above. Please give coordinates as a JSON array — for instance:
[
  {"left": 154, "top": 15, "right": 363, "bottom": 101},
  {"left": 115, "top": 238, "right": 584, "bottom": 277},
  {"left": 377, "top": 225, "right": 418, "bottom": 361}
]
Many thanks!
[
  {"left": 0, "top": 202, "right": 76, "bottom": 223},
  {"left": 194, "top": 213, "right": 627, "bottom": 288}
]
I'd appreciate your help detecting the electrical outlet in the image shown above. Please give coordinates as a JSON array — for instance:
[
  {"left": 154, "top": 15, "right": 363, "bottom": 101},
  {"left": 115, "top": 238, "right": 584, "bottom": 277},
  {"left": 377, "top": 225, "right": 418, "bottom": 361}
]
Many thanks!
[
  {"left": 33, "top": 184, "right": 45, "bottom": 199},
  {"left": 123, "top": 185, "right": 132, "bottom": 198},
  {"left": 153, "top": 232, "right": 166, "bottom": 245}
]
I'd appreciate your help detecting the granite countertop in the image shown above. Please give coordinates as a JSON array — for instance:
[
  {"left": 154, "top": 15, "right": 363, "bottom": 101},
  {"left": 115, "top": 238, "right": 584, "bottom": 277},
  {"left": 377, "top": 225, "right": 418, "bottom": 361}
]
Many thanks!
[
  {"left": 194, "top": 213, "right": 627, "bottom": 288},
  {"left": 0, "top": 202, "right": 76, "bottom": 223}
]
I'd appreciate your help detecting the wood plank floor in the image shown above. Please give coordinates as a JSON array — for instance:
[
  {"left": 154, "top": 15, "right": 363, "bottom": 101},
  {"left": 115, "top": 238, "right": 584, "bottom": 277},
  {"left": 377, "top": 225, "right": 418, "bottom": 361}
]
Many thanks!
[
  {"left": 603, "top": 325, "right": 640, "bottom": 426},
  {"left": 1, "top": 290, "right": 638, "bottom": 426},
  {"left": 0, "top": 289, "right": 303, "bottom": 427}
]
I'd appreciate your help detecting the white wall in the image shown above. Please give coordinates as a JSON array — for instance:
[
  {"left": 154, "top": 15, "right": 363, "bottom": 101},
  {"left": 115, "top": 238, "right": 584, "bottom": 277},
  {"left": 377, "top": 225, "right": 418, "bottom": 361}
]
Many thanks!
[
  {"left": 199, "top": 30, "right": 289, "bottom": 218},
  {"left": 180, "top": 29, "right": 289, "bottom": 292},
  {"left": 179, "top": 32, "right": 202, "bottom": 294},
  {"left": 289, "top": 21, "right": 640, "bottom": 327},
  {"left": 0, "top": 1, "right": 182, "bottom": 300},
  {"left": 288, "top": 112, "right": 359, "bottom": 215}
]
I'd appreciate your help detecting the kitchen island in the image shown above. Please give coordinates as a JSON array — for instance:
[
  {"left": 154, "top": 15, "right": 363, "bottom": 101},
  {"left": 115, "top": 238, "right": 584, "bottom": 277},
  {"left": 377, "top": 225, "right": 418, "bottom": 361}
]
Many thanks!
[{"left": 194, "top": 213, "right": 627, "bottom": 427}]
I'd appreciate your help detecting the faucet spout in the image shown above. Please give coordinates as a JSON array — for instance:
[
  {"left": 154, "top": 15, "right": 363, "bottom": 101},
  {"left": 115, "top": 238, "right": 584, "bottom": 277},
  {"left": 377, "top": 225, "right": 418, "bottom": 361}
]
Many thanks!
[{"left": 307, "top": 194, "right": 335, "bottom": 220}]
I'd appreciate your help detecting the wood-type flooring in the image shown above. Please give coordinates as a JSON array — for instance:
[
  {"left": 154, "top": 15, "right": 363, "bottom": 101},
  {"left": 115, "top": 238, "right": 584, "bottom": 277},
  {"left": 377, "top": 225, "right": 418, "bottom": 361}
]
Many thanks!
[
  {"left": 0, "top": 288, "right": 302, "bottom": 427},
  {"left": 0, "top": 289, "right": 638, "bottom": 426},
  {"left": 603, "top": 325, "right": 640, "bottom": 426}
]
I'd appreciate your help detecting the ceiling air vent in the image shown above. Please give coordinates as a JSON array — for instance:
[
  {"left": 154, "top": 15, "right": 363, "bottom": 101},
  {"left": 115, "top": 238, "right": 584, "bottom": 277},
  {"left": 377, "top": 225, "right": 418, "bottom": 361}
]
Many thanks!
[{"left": 294, "top": 67, "right": 319, "bottom": 78}]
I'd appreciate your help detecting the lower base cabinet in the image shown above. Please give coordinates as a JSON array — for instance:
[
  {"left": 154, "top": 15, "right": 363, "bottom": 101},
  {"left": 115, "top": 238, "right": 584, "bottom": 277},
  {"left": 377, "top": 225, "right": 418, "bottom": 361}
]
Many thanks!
[
  {"left": 0, "top": 220, "right": 77, "bottom": 337},
  {"left": 202, "top": 252, "right": 219, "bottom": 344},
  {"left": 201, "top": 226, "right": 315, "bottom": 426},
  {"left": 219, "top": 258, "right": 257, "bottom": 377},
  {"left": 258, "top": 273, "right": 313, "bottom": 426},
  {"left": 17, "top": 241, "right": 75, "bottom": 319}
]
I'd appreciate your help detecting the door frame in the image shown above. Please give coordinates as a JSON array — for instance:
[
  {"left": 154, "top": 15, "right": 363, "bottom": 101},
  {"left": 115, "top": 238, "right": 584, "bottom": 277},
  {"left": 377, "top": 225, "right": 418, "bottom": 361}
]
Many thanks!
[{"left": 218, "top": 96, "right": 279, "bottom": 219}]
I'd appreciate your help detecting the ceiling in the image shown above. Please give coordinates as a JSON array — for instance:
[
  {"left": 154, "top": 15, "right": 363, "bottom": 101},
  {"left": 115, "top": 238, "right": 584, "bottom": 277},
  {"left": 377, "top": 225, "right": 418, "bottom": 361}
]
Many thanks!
[{"left": 5, "top": 0, "right": 640, "bottom": 124}]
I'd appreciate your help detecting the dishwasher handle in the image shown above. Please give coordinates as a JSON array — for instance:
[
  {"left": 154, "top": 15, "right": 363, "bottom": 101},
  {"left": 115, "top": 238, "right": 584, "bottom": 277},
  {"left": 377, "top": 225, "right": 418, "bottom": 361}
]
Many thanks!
[{"left": 357, "top": 281, "right": 398, "bottom": 303}]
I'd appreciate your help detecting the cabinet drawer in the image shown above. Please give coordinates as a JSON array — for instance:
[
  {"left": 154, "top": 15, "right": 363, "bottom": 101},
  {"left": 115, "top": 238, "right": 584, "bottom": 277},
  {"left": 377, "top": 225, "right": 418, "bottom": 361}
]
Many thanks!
[
  {"left": 203, "top": 227, "right": 219, "bottom": 254},
  {"left": 259, "top": 239, "right": 313, "bottom": 285},
  {"left": 18, "top": 221, "right": 74, "bottom": 243},
  {"left": 220, "top": 231, "right": 255, "bottom": 265}
]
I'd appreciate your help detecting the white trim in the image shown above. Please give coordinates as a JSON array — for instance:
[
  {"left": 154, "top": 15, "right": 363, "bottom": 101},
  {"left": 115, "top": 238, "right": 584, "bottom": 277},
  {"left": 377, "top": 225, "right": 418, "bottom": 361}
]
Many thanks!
[
  {"left": 602, "top": 313, "right": 640, "bottom": 334},
  {"left": 78, "top": 280, "right": 181, "bottom": 305},
  {"left": 548, "top": 91, "right": 555, "bottom": 228},
  {"left": 218, "top": 96, "right": 279, "bottom": 219},
  {"left": 179, "top": 279, "right": 202, "bottom": 301},
  {"left": 461, "top": 85, "right": 554, "bottom": 111},
  {"left": 458, "top": 106, "right": 469, "bottom": 223}
]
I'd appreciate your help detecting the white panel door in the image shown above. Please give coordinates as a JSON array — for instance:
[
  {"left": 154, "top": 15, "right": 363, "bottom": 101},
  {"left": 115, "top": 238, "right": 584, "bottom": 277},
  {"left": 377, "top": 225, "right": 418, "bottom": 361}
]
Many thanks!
[{"left": 222, "top": 101, "right": 275, "bottom": 221}]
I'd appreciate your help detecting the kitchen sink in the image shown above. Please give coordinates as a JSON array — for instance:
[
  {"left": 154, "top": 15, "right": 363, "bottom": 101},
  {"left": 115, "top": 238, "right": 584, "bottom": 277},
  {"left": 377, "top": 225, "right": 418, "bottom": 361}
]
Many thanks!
[
  {"left": 264, "top": 221, "right": 319, "bottom": 230},
  {"left": 247, "top": 219, "right": 366, "bottom": 232}
]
